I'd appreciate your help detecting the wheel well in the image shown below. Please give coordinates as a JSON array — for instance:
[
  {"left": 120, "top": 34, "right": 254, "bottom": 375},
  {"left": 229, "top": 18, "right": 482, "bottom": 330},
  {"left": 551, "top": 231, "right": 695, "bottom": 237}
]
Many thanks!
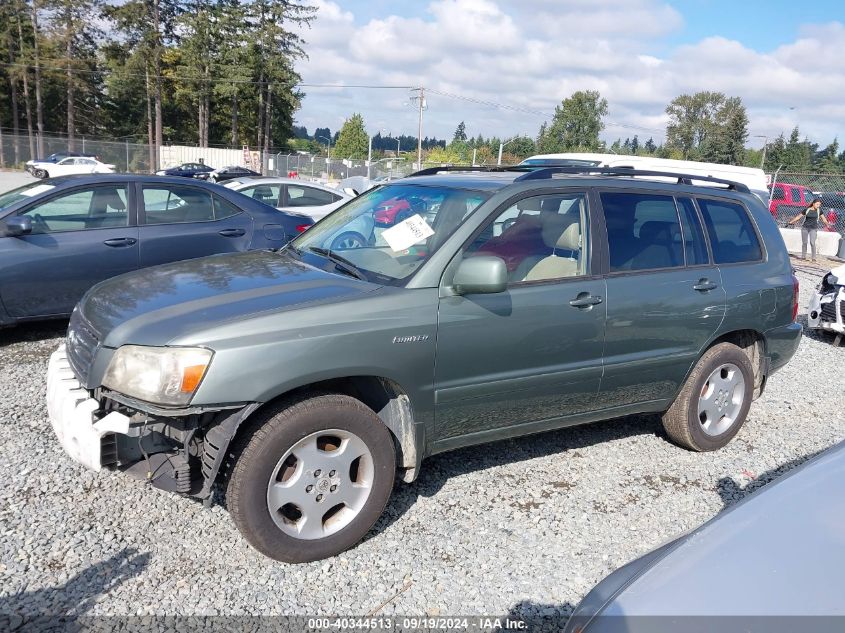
[
  {"left": 709, "top": 329, "right": 767, "bottom": 398},
  {"left": 272, "top": 376, "right": 419, "bottom": 480}
]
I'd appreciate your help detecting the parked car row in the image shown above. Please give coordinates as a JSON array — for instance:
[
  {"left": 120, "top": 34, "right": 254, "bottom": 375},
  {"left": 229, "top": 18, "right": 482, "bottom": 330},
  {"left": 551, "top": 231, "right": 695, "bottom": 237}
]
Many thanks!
[
  {"left": 26, "top": 155, "right": 115, "bottom": 179},
  {"left": 43, "top": 164, "right": 800, "bottom": 563},
  {"left": 156, "top": 162, "right": 262, "bottom": 183},
  {"left": 0, "top": 175, "right": 313, "bottom": 325}
]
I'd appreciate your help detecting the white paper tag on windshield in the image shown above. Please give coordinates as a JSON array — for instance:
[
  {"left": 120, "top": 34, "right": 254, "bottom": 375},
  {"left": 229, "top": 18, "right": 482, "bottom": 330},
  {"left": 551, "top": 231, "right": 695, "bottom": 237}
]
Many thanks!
[
  {"left": 381, "top": 214, "right": 434, "bottom": 252},
  {"left": 20, "top": 184, "right": 56, "bottom": 197}
]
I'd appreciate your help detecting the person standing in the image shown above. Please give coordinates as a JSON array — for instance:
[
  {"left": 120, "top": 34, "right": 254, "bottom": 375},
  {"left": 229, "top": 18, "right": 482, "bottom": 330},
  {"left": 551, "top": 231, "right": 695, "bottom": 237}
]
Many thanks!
[{"left": 788, "top": 198, "right": 830, "bottom": 262}]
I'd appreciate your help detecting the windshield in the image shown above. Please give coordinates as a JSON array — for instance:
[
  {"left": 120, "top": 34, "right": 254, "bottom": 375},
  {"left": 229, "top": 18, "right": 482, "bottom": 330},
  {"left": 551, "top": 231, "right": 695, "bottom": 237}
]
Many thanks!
[
  {"left": 290, "top": 183, "right": 490, "bottom": 285},
  {"left": 0, "top": 181, "right": 57, "bottom": 211}
]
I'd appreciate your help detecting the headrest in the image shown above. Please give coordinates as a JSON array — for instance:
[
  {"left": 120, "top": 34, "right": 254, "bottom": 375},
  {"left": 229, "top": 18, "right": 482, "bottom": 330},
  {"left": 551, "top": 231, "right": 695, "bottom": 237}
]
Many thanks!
[
  {"left": 541, "top": 213, "right": 580, "bottom": 251},
  {"left": 517, "top": 197, "right": 544, "bottom": 212},
  {"left": 639, "top": 221, "right": 674, "bottom": 242},
  {"left": 100, "top": 190, "right": 126, "bottom": 210}
]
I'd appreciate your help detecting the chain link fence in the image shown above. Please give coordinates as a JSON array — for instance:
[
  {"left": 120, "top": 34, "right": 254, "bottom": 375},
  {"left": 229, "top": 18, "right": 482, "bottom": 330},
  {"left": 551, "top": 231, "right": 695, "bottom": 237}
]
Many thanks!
[
  {"left": 769, "top": 171, "right": 845, "bottom": 236},
  {"left": 267, "top": 153, "right": 419, "bottom": 182},
  {"left": 0, "top": 132, "right": 156, "bottom": 173}
]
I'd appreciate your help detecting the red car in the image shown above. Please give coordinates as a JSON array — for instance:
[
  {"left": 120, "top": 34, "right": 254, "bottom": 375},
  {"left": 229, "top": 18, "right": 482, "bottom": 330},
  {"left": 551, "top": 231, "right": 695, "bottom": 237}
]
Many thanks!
[
  {"left": 768, "top": 182, "right": 816, "bottom": 223},
  {"left": 374, "top": 196, "right": 427, "bottom": 225}
]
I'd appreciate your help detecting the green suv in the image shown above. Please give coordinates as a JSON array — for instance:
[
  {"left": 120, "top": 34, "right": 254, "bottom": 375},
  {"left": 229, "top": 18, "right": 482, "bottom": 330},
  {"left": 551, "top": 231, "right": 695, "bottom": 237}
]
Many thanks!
[{"left": 46, "top": 167, "right": 802, "bottom": 562}]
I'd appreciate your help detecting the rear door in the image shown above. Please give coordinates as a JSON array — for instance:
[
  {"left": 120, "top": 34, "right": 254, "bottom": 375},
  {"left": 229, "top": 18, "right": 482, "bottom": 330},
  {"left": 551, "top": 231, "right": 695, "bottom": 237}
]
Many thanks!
[
  {"left": 598, "top": 191, "right": 726, "bottom": 408},
  {"left": 138, "top": 182, "right": 253, "bottom": 267},
  {"left": 0, "top": 183, "right": 138, "bottom": 317}
]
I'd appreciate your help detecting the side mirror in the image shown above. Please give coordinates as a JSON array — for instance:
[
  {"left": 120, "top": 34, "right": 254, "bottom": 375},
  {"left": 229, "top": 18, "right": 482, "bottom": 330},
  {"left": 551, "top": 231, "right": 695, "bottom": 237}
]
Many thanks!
[
  {"left": 452, "top": 256, "right": 508, "bottom": 295},
  {"left": 5, "top": 216, "right": 32, "bottom": 237}
]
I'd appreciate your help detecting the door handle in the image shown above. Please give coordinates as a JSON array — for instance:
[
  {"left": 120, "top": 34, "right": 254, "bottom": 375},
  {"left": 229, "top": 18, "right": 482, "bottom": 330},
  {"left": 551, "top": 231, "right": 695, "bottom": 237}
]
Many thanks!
[
  {"left": 693, "top": 279, "right": 718, "bottom": 292},
  {"left": 103, "top": 237, "right": 137, "bottom": 247},
  {"left": 569, "top": 293, "right": 603, "bottom": 308},
  {"left": 218, "top": 228, "right": 246, "bottom": 237}
]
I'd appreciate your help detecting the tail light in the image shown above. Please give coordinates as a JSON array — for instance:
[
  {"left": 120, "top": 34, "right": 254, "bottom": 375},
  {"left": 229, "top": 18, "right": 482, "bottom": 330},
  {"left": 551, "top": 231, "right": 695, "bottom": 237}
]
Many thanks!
[
  {"left": 792, "top": 273, "right": 800, "bottom": 322},
  {"left": 295, "top": 224, "right": 310, "bottom": 233}
]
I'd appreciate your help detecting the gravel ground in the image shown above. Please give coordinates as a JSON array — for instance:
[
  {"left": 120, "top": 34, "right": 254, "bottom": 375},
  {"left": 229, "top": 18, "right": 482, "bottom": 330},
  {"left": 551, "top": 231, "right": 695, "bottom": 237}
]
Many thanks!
[{"left": 0, "top": 260, "right": 843, "bottom": 624}]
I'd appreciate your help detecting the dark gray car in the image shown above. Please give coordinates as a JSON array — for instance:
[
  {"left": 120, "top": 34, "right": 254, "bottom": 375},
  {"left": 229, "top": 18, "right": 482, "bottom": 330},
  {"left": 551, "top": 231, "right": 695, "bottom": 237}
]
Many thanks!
[
  {"left": 0, "top": 175, "right": 312, "bottom": 325},
  {"left": 45, "top": 166, "right": 802, "bottom": 562}
]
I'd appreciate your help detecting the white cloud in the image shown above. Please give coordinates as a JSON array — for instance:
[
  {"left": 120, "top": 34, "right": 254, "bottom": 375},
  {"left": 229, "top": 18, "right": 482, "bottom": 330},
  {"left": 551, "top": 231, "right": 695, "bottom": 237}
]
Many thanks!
[{"left": 293, "top": 1, "right": 844, "bottom": 145}]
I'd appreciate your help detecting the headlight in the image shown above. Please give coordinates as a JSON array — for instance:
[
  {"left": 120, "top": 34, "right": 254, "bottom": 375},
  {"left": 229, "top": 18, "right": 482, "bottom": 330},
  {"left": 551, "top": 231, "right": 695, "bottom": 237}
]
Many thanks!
[{"left": 102, "top": 345, "right": 213, "bottom": 407}]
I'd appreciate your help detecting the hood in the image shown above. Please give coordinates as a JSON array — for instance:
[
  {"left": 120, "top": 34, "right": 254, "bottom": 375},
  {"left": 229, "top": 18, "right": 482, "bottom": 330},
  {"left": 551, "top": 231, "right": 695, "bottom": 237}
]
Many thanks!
[
  {"left": 80, "top": 250, "right": 380, "bottom": 347},
  {"left": 828, "top": 263, "right": 845, "bottom": 281}
]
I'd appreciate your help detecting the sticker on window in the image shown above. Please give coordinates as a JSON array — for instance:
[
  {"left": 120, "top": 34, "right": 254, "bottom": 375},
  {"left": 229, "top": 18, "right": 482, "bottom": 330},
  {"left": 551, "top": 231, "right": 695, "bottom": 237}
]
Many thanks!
[
  {"left": 20, "top": 184, "right": 56, "bottom": 197},
  {"left": 381, "top": 214, "right": 435, "bottom": 252}
]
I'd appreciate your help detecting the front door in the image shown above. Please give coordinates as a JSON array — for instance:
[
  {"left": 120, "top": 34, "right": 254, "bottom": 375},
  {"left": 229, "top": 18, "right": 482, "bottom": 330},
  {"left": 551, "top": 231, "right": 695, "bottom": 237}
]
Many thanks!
[
  {"left": 598, "top": 191, "right": 726, "bottom": 407},
  {"left": 434, "top": 191, "right": 606, "bottom": 445},
  {"left": 0, "top": 183, "right": 138, "bottom": 317}
]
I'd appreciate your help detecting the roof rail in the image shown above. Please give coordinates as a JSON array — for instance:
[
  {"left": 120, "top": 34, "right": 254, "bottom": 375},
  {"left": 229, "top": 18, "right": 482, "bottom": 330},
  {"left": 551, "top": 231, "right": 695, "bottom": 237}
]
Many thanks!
[
  {"left": 408, "top": 165, "right": 534, "bottom": 177},
  {"left": 513, "top": 166, "right": 751, "bottom": 192}
]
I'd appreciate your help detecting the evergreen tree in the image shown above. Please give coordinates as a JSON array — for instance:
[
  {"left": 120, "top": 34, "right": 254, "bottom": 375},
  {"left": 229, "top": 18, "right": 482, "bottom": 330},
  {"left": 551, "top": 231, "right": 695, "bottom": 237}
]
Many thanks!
[
  {"left": 332, "top": 113, "right": 368, "bottom": 159},
  {"left": 453, "top": 120, "right": 467, "bottom": 142}
]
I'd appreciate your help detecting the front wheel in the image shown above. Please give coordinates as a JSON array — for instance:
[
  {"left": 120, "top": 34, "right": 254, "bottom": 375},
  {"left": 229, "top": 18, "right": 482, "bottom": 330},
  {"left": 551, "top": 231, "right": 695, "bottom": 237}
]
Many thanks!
[
  {"left": 35, "top": 169, "right": 48, "bottom": 179},
  {"left": 661, "top": 342, "right": 754, "bottom": 451},
  {"left": 226, "top": 393, "right": 396, "bottom": 562}
]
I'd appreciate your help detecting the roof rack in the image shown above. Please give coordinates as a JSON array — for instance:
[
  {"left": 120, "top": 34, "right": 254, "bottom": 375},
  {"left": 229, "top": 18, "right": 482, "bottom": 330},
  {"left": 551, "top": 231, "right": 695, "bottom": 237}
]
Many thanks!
[
  {"left": 512, "top": 166, "right": 750, "bottom": 192},
  {"left": 408, "top": 165, "right": 535, "bottom": 177},
  {"left": 407, "top": 164, "right": 750, "bottom": 193}
]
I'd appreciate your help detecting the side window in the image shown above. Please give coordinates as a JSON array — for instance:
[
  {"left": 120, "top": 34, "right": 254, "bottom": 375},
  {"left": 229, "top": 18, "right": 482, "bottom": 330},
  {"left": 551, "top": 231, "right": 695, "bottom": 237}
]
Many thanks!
[
  {"left": 21, "top": 186, "right": 128, "bottom": 233},
  {"left": 240, "top": 184, "right": 281, "bottom": 206},
  {"left": 676, "top": 197, "right": 709, "bottom": 265},
  {"left": 465, "top": 193, "right": 588, "bottom": 284},
  {"left": 213, "top": 194, "right": 242, "bottom": 220},
  {"left": 771, "top": 187, "right": 785, "bottom": 200},
  {"left": 287, "top": 185, "right": 340, "bottom": 207},
  {"left": 143, "top": 186, "right": 214, "bottom": 224},
  {"left": 697, "top": 198, "right": 762, "bottom": 264},
  {"left": 601, "top": 192, "right": 683, "bottom": 272}
]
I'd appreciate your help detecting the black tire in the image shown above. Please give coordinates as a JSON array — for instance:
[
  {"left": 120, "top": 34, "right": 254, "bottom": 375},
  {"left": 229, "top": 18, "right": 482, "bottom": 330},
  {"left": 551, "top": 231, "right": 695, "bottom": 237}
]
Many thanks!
[
  {"left": 330, "top": 231, "right": 366, "bottom": 250},
  {"left": 661, "top": 342, "right": 754, "bottom": 451},
  {"left": 35, "top": 169, "right": 48, "bottom": 179},
  {"left": 226, "top": 393, "right": 396, "bottom": 563}
]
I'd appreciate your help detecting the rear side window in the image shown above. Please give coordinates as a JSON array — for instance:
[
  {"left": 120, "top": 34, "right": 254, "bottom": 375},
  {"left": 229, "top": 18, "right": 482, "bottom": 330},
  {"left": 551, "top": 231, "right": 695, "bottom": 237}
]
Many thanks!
[
  {"left": 676, "top": 197, "right": 709, "bottom": 266},
  {"left": 771, "top": 187, "right": 785, "bottom": 200},
  {"left": 697, "top": 198, "right": 762, "bottom": 264},
  {"left": 286, "top": 185, "right": 341, "bottom": 207},
  {"left": 143, "top": 186, "right": 215, "bottom": 224},
  {"left": 601, "top": 192, "right": 683, "bottom": 272},
  {"left": 213, "top": 195, "right": 242, "bottom": 220}
]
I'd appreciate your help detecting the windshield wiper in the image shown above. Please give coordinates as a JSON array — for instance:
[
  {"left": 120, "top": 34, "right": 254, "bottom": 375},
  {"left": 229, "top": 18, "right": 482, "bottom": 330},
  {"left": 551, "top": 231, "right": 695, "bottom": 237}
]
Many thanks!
[{"left": 307, "top": 247, "right": 368, "bottom": 281}]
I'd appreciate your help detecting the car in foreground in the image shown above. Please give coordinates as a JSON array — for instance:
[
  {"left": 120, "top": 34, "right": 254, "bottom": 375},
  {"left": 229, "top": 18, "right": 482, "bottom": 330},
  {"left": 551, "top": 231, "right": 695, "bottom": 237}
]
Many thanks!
[
  {"left": 155, "top": 162, "right": 215, "bottom": 179},
  {"left": 0, "top": 175, "right": 312, "bottom": 325},
  {"left": 808, "top": 263, "right": 845, "bottom": 340},
  {"left": 46, "top": 165, "right": 801, "bottom": 562},
  {"left": 27, "top": 156, "right": 114, "bottom": 179},
  {"left": 565, "top": 439, "right": 845, "bottom": 632},
  {"left": 224, "top": 177, "right": 350, "bottom": 221},
  {"left": 208, "top": 165, "right": 262, "bottom": 183}
]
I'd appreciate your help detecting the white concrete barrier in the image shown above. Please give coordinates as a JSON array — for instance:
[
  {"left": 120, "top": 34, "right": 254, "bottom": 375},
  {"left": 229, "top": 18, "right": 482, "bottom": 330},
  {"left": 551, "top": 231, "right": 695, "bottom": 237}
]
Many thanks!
[{"left": 779, "top": 227, "right": 841, "bottom": 257}]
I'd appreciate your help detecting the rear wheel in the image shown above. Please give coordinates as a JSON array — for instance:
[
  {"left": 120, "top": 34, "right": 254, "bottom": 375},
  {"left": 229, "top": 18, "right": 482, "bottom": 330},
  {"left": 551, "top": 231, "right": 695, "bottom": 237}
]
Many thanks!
[
  {"left": 661, "top": 343, "right": 754, "bottom": 451},
  {"left": 35, "top": 169, "right": 48, "bottom": 179},
  {"left": 226, "top": 393, "right": 396, "bottom": 562},
  {"left": 330, "top": 231, "right": 366, "bottom": 250}
]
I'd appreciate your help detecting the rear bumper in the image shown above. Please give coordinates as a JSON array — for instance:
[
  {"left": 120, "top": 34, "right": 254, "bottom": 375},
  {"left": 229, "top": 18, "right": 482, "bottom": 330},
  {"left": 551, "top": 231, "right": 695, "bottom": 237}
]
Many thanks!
[
  {"left": 765, "top": 322, "right": 803, "bottom": 374},
  {"left": 46, "top": 345, "right": 130, "bottom": 471}
]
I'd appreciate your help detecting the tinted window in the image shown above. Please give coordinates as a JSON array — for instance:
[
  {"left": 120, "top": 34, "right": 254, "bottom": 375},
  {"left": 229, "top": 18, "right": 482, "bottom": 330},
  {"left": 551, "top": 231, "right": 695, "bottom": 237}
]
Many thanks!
[
  {"left": 466, "top": 193, "right": 588, "bottom": 283},
  {"left": 143, "top": 186, "right": 215, "bottom": 224},
  {"left": 697, "top": 198, "right": 762, "bottom": 264},
  {"left": 770, "top": 187, "right": 785, "bottom": 200},
  {"left": 213, "top": 195, "right": 242, "bottom": 220},
  {"left": 287, "top": 185, "right": 340, "bottom": 207},
  {"left": 240, "top": 184, "right": 281, "bottom": 206},
  {"left": 677, "top": 197, "right": 709, "bottom": 265},
  {"left": 21, "top": 186, "right": 128, "bottom": 233},
  {"left": 601, "top": 192, "right": 683, "bottom": 272}
]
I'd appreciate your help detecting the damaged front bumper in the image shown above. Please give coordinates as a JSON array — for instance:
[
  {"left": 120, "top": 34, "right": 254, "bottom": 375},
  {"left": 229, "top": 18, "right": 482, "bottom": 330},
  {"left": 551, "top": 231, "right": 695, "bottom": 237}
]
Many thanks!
[
  {"left": 46, "top": 344, "right": 258, "bottom": 500},
  {"left": 808, "top": 286, "right": 845, "bottom": 335}
]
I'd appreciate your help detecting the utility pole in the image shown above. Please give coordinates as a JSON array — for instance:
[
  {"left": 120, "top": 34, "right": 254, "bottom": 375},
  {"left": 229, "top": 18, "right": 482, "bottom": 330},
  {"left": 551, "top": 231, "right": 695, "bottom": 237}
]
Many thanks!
[{"left": 410, "top": 87, "right": 426, "bottom": 169}]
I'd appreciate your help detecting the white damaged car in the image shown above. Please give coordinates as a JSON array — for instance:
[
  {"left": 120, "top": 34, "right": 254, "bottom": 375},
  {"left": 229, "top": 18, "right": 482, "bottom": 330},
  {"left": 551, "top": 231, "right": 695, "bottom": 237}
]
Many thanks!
[{"left": 808, "top": 263, "right": 845, "bottom": 338}]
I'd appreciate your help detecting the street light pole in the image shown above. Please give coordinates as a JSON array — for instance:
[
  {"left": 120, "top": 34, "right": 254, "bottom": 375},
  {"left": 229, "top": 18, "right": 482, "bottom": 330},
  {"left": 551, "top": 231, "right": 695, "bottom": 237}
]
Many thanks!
[
  {"left": 753, "top": 134, "right": 768, "bottom": 169},
  {"left": 318, "top": 135, "right": 332, "bottom": 179},
  {"left": 497, "top": 135, "right": 524, "bottom": 166}
]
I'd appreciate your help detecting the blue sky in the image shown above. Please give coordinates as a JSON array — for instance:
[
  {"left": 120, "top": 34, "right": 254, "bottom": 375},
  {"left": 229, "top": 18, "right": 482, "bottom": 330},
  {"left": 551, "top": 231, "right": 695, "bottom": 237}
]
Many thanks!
[{"left": 293, "top": 1, "right": 845, "bottom": 145}]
